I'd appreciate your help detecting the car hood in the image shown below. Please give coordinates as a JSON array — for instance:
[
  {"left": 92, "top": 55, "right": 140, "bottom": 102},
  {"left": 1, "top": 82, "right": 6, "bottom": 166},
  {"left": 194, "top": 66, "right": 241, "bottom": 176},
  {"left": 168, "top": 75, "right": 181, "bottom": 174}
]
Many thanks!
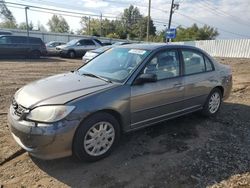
[
  {"left": 15, "top": 72, "right": 116, "bottom": 108},
  {"left": 56, "top": 44, "right": 70, "bottom": 49}
]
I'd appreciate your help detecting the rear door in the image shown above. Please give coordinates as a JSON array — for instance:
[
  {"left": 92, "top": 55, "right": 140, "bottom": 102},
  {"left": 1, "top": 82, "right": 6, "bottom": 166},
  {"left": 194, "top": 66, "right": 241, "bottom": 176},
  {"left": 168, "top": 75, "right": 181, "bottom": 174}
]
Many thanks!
[
  {"left": 83, "top": 39, "right": 97, "bottom": 50},
  {"left": 180, "top": 49, "right": 217, "bottom": 108},
  {"left": 130, "top": 49, "right": 185, "bottom": 128},
  {"left": 10, "top": 36, "right": 29, "bottom": 55}
]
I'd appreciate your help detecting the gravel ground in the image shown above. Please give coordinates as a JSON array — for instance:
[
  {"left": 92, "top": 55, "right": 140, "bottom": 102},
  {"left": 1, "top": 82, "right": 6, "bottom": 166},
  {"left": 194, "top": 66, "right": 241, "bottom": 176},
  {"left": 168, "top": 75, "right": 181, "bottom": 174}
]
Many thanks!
[{"left": 0, "top": 57, "right": 249, "bottom": 188}]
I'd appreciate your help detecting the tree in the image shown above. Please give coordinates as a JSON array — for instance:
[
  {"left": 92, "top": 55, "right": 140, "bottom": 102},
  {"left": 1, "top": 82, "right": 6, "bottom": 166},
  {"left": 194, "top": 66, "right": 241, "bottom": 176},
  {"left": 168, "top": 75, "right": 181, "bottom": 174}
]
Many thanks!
[
  {"left": 18, "top": 22, "right": 33, "bottom": 30},
  {"left": 0, "top": 0, "right": 17, "bottom": 28},
  {"left": 78, "top": 5, "right": 156, "bottom": 40},
  {"left": 47, "top": 15, "right": 70, "bottom": 33},
  {"left": 121, "top": 5, "right": 156, "bottom": 40},
  {"left": 174, "top": 24, "right": 219, "bottom": 41},
  {"left": 37, "top": 22, "right": 47, "bottom": 32}
]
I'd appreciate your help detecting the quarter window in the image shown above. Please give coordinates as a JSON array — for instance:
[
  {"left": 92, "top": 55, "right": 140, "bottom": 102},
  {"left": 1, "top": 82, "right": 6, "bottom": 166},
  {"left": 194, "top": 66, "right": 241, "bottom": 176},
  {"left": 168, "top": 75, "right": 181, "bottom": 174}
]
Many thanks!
[
  {"left": 143, "top": 50, "right": 180, "bottom": 80},
  {"left": 182, "top": 50, "right": 206, "bottom": 75},
  {"left": 204, "top": 56, "right": 213, "bottom": 71}
]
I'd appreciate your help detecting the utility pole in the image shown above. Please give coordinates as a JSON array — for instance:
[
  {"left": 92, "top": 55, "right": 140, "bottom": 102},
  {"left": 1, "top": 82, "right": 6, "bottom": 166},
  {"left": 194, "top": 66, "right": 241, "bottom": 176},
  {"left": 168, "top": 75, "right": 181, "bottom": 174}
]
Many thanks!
[
  {"left": 146, "top": 0, "right": 151, "bottom": 42},
  {"left": 167, "top": 0, "right": 174, "bottom": 42},
  {"left": 25, "top": 6, "right": 29, "bottom": 37},
  {"left": 100, "top": 13, "right": 102, "bottom": 37},
  {"left": 167, "top": 0, "right": 179, "bottom": 42},
  {"left": 88, "top": 16, "right": 90, "bottom": 35}
]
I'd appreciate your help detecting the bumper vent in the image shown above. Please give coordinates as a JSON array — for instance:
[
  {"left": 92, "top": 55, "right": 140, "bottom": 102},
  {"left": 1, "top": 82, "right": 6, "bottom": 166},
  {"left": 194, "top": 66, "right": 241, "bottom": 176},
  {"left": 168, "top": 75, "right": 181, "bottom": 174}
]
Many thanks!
[{"left": 12, "top": 99, "right": 29, "bottom": 117}]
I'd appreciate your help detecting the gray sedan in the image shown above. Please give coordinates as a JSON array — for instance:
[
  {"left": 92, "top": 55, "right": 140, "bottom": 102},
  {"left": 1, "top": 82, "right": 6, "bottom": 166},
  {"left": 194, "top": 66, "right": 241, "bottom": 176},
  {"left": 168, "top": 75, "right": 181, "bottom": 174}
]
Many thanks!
[
  {"left": 8, "top": 44, "right": 232, "bottom": 161},
  {"left": 46, "top": 41, "right": 66, "bottom": 55}
]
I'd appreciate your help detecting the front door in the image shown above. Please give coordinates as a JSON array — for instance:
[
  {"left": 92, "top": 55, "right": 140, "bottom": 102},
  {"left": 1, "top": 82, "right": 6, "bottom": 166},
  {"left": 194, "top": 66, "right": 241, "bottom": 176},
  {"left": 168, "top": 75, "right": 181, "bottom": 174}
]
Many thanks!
[{"left": 130, "top": 49, "right": 185, "bottom": 128}]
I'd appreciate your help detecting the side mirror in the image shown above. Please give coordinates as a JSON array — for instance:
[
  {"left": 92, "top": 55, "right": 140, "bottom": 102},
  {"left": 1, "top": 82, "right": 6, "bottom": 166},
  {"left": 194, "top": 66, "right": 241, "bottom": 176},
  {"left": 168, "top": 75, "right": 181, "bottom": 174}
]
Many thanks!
[
  {"left": 134, "top": 73, "right": 157, "bottom": 85},
  {"left": 76, "top": 42, "right": 81, "bottom": 46}
]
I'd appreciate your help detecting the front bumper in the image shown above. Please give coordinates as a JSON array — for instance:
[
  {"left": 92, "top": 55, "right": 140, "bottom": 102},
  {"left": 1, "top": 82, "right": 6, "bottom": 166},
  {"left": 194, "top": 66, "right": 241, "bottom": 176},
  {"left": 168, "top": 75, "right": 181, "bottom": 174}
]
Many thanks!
[
  {"left": 8, "top": 107, "right": 80, "bottom": 160},
  {"left": 59, "top": 50, "right": 68, "bottom": 57}
]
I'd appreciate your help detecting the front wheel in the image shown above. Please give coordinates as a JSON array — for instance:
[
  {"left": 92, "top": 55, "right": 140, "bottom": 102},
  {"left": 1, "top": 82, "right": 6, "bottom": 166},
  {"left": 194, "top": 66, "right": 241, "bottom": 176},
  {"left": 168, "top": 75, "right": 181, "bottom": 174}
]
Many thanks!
[
  {"left": 73, "top": 112, "right": 120, "bottom": 162},
  {"left": 202, "top": 88, "right": 222, "bottom": 117},
  {"left": 68, "top": 51, "right": 76, "bottom": 58}
]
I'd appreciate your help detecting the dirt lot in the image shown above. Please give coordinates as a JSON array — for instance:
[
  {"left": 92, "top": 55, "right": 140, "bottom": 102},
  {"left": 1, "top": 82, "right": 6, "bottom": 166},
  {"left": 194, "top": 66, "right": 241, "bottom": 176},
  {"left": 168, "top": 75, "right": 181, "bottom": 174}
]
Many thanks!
[{"left": 0, "top": 56, "right": 249, "bottom": 188}]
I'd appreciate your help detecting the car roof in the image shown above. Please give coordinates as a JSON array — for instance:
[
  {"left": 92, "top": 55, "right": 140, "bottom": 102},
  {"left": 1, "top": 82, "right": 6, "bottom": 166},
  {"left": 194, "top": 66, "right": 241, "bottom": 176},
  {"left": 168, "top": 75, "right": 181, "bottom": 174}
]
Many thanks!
[
  {"left": 116, "top": 43, "right": 203, "bottom": 51},
  {"left": 0, "top": 35, "right": 41, "bottom": 39}
]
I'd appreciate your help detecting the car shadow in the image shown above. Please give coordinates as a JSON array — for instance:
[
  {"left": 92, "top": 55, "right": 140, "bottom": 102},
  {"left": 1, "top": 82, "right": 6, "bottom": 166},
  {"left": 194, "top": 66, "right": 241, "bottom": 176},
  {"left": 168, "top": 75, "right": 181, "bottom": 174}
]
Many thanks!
[{"left": 32, "top": 102, "right": 250, "bottom": 188}]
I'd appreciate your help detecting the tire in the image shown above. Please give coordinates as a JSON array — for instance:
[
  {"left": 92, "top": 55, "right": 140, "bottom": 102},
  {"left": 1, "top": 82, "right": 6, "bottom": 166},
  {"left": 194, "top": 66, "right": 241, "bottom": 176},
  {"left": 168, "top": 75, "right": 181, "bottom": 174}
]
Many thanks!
[
  {"left": 30, "top": 50, "right": 41, "bottom": 59},
  {"left": 68, "top": 50, "right": 76, "bottom": 58},
  {"left": 73, "top": 112, "right": 120, "bottom": 162},
  {"left": 202, "top": 88, "right": 222, "bottom": 117}
]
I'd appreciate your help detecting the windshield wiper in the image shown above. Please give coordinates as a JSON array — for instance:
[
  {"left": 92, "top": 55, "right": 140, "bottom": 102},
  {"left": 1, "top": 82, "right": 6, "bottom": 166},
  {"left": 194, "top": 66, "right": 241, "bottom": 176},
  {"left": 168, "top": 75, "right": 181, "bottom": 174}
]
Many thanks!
[{"left": 82, "top": 72, "right": 112, "bottom": 83}]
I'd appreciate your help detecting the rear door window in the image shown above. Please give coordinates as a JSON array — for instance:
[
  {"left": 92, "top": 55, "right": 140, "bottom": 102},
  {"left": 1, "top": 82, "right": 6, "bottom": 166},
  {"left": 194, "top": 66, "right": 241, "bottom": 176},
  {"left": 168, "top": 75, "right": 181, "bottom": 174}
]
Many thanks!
[
  {"left": 83, "top": 39, "right": 95, "bottom": 46},
  {"left": 29, "top": 38, "right": 42, "bottom": 44},
  {"left": 10, "top": 37, "right": 27, "bottom": 44},
  {"left": 181, "top": 50, "right": 206, "bottom": 75}
]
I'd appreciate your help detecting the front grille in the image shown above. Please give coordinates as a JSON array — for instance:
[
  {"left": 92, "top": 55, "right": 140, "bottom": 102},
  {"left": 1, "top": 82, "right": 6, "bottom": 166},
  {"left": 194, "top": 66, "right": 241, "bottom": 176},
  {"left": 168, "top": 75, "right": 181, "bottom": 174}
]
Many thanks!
[{"left": 12, "top": 99, "right": 29, "bottom": 117}]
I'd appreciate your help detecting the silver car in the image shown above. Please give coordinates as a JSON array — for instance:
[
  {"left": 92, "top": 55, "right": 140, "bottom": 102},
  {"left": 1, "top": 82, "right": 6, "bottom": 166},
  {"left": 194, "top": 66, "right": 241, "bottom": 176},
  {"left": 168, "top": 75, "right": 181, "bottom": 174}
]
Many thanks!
[
  {"left": 46, "top": 41, "right": 66, "bottom": 56},
  {"left": 8, "top": 44, "right": 232, "bottom": 161},
  {"left": 82, "top": 45, "right": 112, "bottom": 64},
  {"left": 57, "top": 38, "right": 103, "bottom": 58}
]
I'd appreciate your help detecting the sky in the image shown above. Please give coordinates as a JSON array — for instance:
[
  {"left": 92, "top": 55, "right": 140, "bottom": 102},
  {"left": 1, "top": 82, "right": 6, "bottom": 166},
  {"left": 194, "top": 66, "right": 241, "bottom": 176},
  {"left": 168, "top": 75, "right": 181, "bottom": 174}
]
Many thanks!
[{"left": 3, "top": 0, "right": 250, "bottom": 39}]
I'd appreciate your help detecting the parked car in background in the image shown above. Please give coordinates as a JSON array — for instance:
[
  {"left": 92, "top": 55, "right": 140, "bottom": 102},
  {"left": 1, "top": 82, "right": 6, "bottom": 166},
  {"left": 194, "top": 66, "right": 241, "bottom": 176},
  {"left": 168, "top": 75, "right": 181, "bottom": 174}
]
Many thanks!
[
  {"left": 113, "top": 41, "right": 132, "bottom": 45},
  {"left": 0, "top": 35, "right": 47, "bottom": 58},
  {"left": 82, "top": 45, "right": 112, "bottom": 64},
  {"left": 56, "top": 38, "right": 103, "bottom": 58},
  {"left": 102, "top": 42, "right": 112, "bottom": 46},
  {"left": 82, "top": 41, "right": 133, "bottom": 63},
  {"left": 0, "top": 31, "right": 12, "bottom": 35},
  {"left": 46, "top": 41, "right": 66, "bottom": 56},
  {"left": 8, "top": 44, "right": 232, "bottom": 162}
]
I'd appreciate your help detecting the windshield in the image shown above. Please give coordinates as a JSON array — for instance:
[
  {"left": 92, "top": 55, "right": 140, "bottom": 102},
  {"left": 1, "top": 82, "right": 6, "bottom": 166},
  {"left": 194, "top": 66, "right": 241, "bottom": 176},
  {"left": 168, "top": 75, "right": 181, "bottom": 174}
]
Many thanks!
[
  {"left": 66, "top": 39, "right": 78, "bottom": 46},
  {"left": 78, "top": 47, "right": 150, "bottom": 83}
]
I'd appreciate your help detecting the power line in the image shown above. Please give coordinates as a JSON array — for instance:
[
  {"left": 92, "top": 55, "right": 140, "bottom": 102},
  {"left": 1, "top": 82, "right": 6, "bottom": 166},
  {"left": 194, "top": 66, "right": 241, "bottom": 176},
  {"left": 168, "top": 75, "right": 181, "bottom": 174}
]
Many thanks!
[
  {"left": 202, "top": 0, "right": 250, "bottom": 25},
  {"left": 1, "top": 1, "right": 116, "bottom": 19},
  {"left": 176, "top": 12, "right": 250, "bottom": 38},
  {"left": 4, "top": 2, "right": 179, "bottom": 29},
  {"left": 197, "top": 0, "right": 250, "bottom": 28}
]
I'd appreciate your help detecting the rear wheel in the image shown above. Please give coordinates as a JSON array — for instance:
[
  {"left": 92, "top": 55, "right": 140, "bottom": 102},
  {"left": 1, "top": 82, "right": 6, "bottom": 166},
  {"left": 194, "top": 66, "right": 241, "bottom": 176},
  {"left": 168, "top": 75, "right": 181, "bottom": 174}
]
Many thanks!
[
  {"left": 73, "top": 112, "right": 120, "bottom": 162},
  {"left": 202, "top": 88, "right": 222, "bottom": 117}
]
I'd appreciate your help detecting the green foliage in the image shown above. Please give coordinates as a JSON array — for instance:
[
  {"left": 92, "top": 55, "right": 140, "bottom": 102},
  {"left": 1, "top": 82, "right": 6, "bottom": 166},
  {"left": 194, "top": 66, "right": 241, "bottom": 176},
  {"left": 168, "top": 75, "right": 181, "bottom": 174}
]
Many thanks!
[
  {"left": 174, "top": 24, "right": 219, "bottom": 41},
  {"left": 37, "top": 22, "right": 47, "bottom": 32},
  {"left": 0, "top": 0, "right": 17, "bottom": 28},
  {"left": 47, "top": 15, "right": 70, "bottom": 33},
  {"left": 0, "top": 20, "right": 17, "bottom": 28},
  {"left": 106, "top": 33, "right": 120, "bottom": 39},
  {"left": 18, "top": 22, "right": 33, "bottom": 30},
  {"left": 79, "top": 5, "right": 156, "bottom": 40}
]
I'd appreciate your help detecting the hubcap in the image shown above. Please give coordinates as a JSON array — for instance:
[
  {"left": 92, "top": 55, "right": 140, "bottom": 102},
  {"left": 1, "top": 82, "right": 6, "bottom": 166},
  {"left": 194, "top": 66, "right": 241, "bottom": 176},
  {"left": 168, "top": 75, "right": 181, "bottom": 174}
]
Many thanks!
[
  {"left": 84, "top": 121, "right": 115, "bottom": 156},
  {"left": 208, "top": 92, "right": 221, "bottom": 114}
]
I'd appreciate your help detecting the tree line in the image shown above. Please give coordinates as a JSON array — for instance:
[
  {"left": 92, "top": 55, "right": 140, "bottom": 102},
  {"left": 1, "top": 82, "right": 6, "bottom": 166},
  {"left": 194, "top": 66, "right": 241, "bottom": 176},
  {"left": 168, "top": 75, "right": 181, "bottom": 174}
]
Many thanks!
[{"left": 0, "top": 1, "right": 219, "bottom": 41}]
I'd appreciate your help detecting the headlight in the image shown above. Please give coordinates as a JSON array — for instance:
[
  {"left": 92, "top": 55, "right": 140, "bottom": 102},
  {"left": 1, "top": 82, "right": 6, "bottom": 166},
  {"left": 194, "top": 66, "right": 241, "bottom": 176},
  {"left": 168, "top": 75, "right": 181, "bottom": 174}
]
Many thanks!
[{"left": 26, "top": 105, "right": 75, "bottom": 123}]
